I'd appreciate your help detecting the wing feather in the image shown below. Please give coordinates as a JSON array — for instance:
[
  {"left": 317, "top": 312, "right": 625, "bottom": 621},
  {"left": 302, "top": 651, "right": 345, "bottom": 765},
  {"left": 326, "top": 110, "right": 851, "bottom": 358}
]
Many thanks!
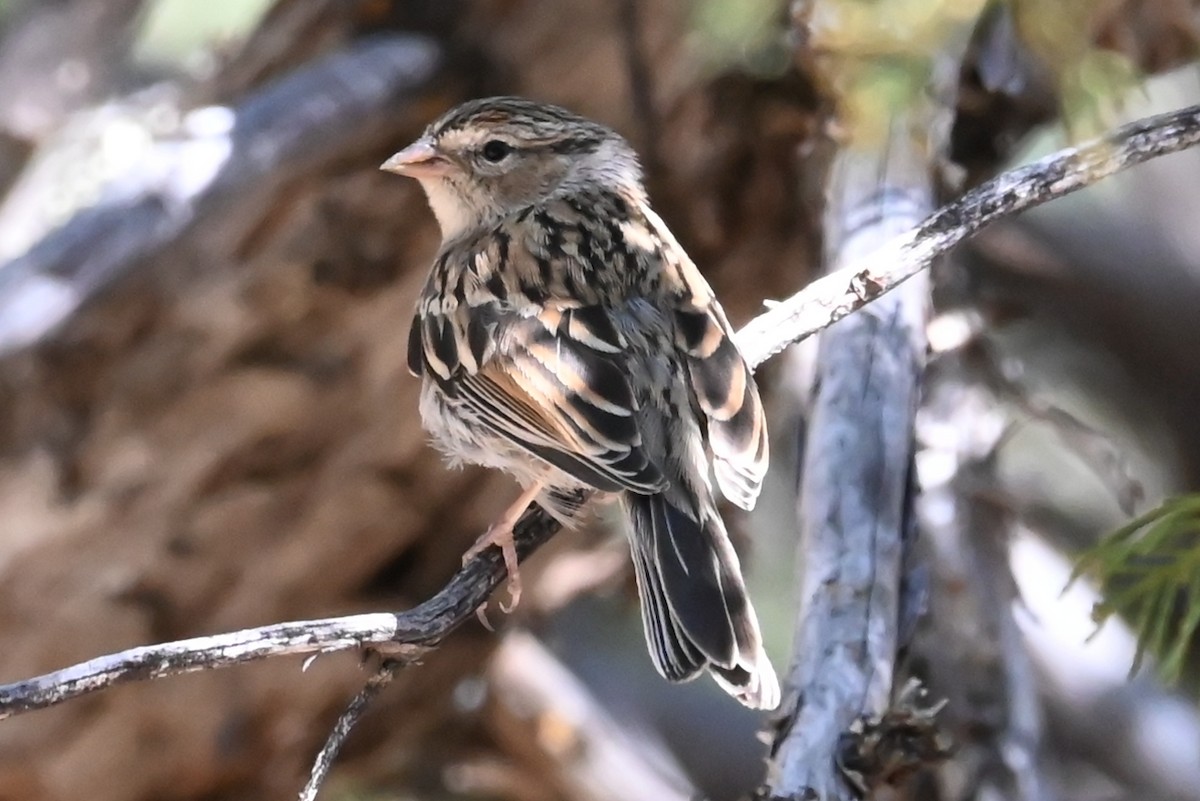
[
  {"left": 411, "top": 297, "right": 667, "bottom": 495},
  {"left": 674, "top": 306, "right": 768, "bottom": 510},
  {"left": 409, "top": 191, "right": 766, "bottom": 507}
]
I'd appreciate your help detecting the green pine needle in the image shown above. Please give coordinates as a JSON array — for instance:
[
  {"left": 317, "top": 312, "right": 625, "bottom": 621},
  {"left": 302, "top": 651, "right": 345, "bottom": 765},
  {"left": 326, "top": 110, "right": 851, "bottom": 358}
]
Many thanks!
[{"left": 1074, "top": 496, "right": 1200, "bottom": 684}]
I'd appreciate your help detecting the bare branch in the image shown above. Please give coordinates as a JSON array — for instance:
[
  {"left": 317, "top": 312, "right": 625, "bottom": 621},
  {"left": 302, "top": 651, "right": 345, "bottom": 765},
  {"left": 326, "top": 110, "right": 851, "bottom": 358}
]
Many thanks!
[
  {"left": 0, "top": 506, "right": 563, "bottom": 718},
  {"left": 766, "top": 155, "right": 931, "bottom": 800},
  {"left": 0, "top": 33, "right": 441, "bottom": 353},
  {"left": 735, "top": 103, "right": 1200, "bottom": 366},
  {"left": 299, "top": 660, "right": 400, "bottom": 801},
  {"left": 761, "top": 7, "right": 972, "bottom": 795}
]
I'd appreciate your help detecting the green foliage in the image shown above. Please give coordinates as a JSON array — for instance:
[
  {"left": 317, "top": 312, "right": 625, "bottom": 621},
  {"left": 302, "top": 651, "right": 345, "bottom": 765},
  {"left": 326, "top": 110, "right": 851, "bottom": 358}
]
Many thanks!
[
  {"left": 691, "top": 0, "right": 790, "bottom": 77},
  {"left": 1005, "top": 0, "right": 1144, "bottom": 135},
  {"left": 1073, "top": 496, "right": 1200, "bottom": 683},
  {"left": 133, "top": 0, "right": 275, "bottom": 72}
]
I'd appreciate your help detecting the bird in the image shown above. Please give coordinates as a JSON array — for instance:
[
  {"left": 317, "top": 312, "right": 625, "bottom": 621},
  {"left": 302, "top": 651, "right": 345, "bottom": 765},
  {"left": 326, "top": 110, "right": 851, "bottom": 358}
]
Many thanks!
[{"left": 381, "top": 96, "right": 779, "bottom": 709}]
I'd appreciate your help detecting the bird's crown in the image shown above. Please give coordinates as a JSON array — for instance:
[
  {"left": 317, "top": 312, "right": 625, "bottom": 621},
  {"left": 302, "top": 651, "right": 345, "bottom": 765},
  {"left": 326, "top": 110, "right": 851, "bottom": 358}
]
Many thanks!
[{"left": 427, "top": 96, "right": 614, "bottom": 156}]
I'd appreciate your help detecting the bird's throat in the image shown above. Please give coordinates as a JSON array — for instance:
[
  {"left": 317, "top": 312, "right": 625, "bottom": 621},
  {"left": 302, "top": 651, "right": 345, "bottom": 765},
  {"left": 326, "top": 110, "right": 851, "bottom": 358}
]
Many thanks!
[{"left": 420, "top": 179, "right": 481, "bottom": 242}]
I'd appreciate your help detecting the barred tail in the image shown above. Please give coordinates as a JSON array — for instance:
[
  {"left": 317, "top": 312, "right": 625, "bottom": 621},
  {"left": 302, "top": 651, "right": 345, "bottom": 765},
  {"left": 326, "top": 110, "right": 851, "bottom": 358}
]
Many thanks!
[{"left": 623, "top": 492, "right": 779, "bottom": 709}]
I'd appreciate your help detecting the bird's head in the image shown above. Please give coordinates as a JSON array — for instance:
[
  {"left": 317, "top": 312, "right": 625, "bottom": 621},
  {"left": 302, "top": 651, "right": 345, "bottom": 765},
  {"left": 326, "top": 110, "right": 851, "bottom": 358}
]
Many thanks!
[{"left": 382, "top": 96, "right": 643, "bottom": 240}]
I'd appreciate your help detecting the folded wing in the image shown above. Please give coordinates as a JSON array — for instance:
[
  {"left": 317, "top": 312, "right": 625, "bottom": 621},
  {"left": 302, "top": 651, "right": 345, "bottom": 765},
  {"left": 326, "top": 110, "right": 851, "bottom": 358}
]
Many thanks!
[{"left": 410, "top": 299, "right": 667, "bottom": 495}]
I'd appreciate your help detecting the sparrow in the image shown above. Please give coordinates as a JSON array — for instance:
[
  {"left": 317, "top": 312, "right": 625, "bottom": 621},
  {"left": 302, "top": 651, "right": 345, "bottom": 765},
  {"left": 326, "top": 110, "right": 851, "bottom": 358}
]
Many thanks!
[{"left": 381, "top": 97, "right": 779, "bottom": 709}]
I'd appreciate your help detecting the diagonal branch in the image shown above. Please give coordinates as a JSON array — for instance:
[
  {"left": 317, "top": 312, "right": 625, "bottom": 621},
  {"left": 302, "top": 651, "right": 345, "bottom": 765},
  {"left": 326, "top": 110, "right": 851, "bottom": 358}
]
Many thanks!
[
  {"left": 0, "top": 505, "right": 562, "bottom": 718},
  {"left": 0, "top": 33, "right": 441, "bottom": 353},
  {"left": 0, "top": 102, "right": 1198, "bottom": 721},
  {"left": 735, "top": 102, "right": 1200, "bottom": 365}
]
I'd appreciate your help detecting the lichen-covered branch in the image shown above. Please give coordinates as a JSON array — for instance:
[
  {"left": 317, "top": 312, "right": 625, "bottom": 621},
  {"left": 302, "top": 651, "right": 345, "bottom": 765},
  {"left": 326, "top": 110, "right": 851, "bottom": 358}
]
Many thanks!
[
  {"left": 763, "top": 7, "right": 967, "bottom": 798},
  {"left": 735, "top": 102, "right": 1200, "bottom": 367}
]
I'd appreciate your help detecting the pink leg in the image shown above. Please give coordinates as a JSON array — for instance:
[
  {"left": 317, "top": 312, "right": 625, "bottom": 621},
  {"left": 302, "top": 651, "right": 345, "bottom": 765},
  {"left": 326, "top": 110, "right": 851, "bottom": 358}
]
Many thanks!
[{"left": 464, "top": 481, "right": 544, "bottom": 612}]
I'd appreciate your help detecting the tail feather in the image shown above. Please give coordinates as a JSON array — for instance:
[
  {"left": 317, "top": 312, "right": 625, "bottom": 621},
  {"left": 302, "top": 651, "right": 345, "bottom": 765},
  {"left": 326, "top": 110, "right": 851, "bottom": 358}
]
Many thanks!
[
  {"left": 630, "top": 537, "right": 705, "bottom": 681},
  {"left": 648, "top": 496, "right": 741, "bottom": 664},
  {"left": 624, "top": 493, "right": 779, "bottom": 710}
]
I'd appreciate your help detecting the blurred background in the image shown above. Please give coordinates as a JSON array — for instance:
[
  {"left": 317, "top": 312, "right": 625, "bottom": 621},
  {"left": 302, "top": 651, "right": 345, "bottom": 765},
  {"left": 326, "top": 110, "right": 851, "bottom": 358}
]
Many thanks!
[{"left": 0, "top": 1, "right": 1196, "bottom": 800}]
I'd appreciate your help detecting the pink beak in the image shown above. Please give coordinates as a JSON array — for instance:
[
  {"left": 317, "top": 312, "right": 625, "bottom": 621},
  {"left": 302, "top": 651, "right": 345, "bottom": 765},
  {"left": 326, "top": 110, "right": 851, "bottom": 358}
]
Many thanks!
[{"left": 380, "top": 138, "right": 449, "bottom": 178}]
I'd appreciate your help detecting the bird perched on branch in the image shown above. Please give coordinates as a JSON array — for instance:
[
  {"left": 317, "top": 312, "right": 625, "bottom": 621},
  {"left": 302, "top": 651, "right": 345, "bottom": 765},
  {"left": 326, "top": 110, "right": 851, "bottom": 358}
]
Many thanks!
[{"left": 382, "top": 97, "right": 778, "bottom": 709}]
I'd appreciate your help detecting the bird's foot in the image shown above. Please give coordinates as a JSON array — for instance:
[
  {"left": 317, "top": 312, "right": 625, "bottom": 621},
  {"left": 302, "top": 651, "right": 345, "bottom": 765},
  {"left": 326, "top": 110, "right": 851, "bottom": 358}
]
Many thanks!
[{"left": 464, "top": 521, "right": 522, "bottom": 613}]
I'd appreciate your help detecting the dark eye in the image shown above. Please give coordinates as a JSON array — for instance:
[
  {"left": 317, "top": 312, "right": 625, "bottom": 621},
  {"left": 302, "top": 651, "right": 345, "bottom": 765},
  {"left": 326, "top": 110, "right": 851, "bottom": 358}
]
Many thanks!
[{"left": 481, "top": 139, "right": 512, "bottom": 162}]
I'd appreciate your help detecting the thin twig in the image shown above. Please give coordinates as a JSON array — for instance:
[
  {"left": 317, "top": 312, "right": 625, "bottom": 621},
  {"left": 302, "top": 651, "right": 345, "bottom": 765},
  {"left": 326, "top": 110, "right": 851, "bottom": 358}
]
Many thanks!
[
  {"left": 299, "top": 660, "right": 400, "bottom": 801},
  {"left": 735, "top": 102, "right": 1200, "bottom": 365}
]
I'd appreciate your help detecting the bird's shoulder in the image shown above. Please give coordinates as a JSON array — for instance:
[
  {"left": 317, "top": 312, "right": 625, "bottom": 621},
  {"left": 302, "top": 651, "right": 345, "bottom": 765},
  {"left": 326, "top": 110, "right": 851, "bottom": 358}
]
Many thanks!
[
  {"left": 410, "top": 185, "right": 738, "bottom": 379},
  {"left": 423, "top": 186, "right": 721, "bottom": 313}
]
